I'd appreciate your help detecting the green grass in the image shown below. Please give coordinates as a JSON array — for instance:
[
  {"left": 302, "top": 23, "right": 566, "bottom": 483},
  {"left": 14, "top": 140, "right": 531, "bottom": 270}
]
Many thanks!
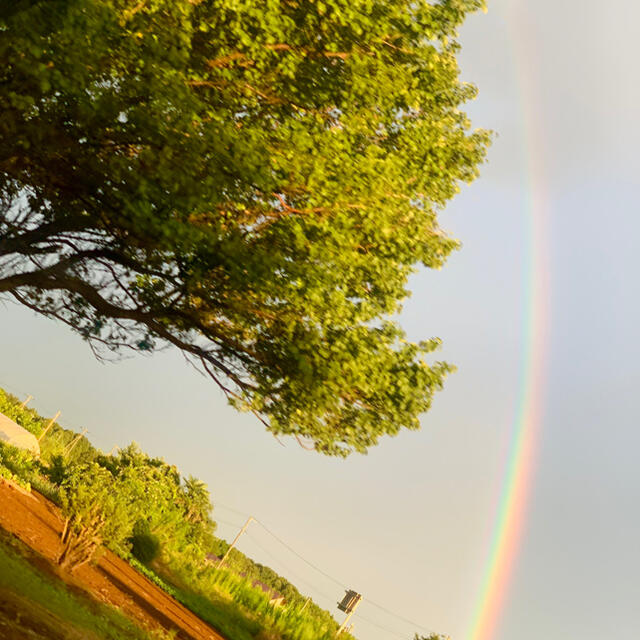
[
  {"left": 132, "top": 558, "right": 344, "bottom": 640},
  {"left": 0, "top": 440, "right": 61, "bottom": 501},
  {"left": 0, "top": 531, "right": 168, "bottom": 640},
  {"left": 170, "top": 587, "right": 260, "bottom": 640},
  {"left": 131, "top": 557, "right": 260, "bottom": 640}
]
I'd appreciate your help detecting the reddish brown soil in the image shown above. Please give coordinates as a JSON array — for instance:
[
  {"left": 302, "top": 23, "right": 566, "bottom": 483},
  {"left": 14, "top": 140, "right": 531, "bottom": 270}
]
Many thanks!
[{"left": 0, "top": 478, "right": 224, "bottom": 640}]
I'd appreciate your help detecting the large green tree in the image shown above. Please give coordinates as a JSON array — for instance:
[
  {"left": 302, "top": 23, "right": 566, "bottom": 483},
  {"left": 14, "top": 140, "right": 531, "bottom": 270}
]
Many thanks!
[{"left": 0, "top": 0, "right": 490, "bottom": 455}]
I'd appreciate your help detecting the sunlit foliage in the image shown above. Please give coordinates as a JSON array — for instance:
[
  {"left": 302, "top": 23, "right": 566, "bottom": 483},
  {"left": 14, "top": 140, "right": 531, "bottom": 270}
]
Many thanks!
[{"left": 1, "top": 0, "right": 490, "bottom": 454}]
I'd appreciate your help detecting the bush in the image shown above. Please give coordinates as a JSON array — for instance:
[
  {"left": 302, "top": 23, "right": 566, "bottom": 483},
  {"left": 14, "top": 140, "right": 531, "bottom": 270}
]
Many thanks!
[
  {"left": 0, "top": 441, "right": 33, "bottom": 469},
  {"left": 0, "top": 441, "right": 36, "bottom": 488},
  {"left": 43, "top": 455, "right": 69, "bottom": 485},
  {"left": 58, "top": 463, "right": 133, "bottom": 571},
  {"left": 130, "top": 521, "right": 161, "bottom": 564}
]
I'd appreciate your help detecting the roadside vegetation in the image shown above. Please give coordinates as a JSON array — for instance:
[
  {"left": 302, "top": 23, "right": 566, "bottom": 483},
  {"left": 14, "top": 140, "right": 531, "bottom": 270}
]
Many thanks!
[{"left": 0, "top": 388, "right": 350, "bottom": 640}]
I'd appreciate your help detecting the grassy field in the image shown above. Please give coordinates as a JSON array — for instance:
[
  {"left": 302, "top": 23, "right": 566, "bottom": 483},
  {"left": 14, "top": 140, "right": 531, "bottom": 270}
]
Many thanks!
[
  {"left": 132, "top": 560, "right": 260, "bottom": 640},
  {"left": 0, "top": 530, "right": 167, "bottom": 640},
  {"left": 132, "top": 558, "right": 343, "bottom": 640}
]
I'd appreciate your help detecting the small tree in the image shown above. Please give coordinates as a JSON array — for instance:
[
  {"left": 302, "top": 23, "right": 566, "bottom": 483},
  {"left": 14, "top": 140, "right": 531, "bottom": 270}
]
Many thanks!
[
  {"left": 58, "top": 463, "right": 134, "bottom": 571},
  {"left": 129, "top": 519, "right": 161, "bottom": 564},
  {"left": 43, "top": 454, "right": 69, "bottom": 485}
]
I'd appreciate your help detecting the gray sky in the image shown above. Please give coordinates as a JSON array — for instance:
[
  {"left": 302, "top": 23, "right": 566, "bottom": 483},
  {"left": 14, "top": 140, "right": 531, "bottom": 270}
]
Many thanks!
[{"left": 1, "top": 1, "right": 639, "bottom": 639}]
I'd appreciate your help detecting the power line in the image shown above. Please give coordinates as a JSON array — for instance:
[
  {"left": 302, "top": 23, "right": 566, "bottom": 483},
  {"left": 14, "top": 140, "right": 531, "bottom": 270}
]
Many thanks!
[
  {"left": 352, "top": 612, "right": 409, "bottom": 639},
  {"left": 363, "top": 599, "right": 436, "bottom": 636},
  {"left": 0, "top": 381, "right": 72, "bottom": 428},
  {"left": 216, "top": 504, "right": 435, "bottom": 635},
  {"left": 0, "top": 379, "right": 31, "bottom": 399},
  {"left": 215, "top": 518, "right": 245, "bottom": 529},
  {"left": 253, "top": 518, "right": 347, "bottom": 589},
  {"left": 215, "top": 502, "right": 251, "bottom": 518},
  {"left": 243, "top": 531, "right": 337, "bottom": 605},
  {"left": 244, "top": 532, "right": 422, "bottom": 640}
]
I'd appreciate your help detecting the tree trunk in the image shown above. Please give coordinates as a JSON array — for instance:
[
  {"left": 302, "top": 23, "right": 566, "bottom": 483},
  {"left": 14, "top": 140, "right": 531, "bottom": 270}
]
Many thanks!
[{"left": 57, "top": 515, "right": 105, "bottom": 572}]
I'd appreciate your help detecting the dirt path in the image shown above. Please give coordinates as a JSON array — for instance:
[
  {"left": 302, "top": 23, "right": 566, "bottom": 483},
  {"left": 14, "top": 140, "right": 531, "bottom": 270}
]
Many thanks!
[{"left": 0, "top": 479, "right": 224, "bottom": 640}]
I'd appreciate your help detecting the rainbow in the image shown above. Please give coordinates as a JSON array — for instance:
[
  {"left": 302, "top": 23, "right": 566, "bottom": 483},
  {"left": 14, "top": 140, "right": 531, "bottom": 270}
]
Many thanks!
[{"left": 466, "top": 4, "right": 550, "bottom": 640}]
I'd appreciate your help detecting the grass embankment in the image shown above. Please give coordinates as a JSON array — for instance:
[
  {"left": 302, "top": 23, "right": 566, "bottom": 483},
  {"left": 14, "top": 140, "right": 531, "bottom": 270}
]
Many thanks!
[
  {"left": 133, "top": 559, "right": 259, "bottom": 640},
  {"left": 134, "top": 558, "right": 342, "bottom": 640},
  {"left": 0, "top": 531, "right": 166, "bottom": 640}
]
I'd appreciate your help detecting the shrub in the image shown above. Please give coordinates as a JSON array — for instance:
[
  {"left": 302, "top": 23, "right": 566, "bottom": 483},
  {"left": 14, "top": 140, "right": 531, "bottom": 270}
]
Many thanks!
[
  {"left": 130, "top": 533, "right": 161, "bottom": 564},
  {"left": 130, "top": 520, "right": 161, "bottom": 564},
  {"left": 43, "top": 454, "right": 69, "bottom": 485}
]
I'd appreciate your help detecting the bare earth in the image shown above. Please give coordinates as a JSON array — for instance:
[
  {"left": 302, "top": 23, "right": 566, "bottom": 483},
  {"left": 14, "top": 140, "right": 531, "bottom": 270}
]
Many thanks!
[{"left": 0, "top": 478, "right": 225, "bottom": 640}]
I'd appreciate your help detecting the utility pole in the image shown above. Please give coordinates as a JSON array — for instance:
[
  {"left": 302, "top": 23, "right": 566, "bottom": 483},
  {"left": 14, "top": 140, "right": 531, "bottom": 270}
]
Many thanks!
[
  {"left": 336, "top": 601, "right": 361, "bottom": 636},
  {"left": 63, "top": 428, "right": 88, "bottom": 457},
  {"left": 336, "top": 591, "right": 362, "bottom": 636},
  {"left": 218, "top": 516, "right": 254, "bottom": 569},
  {"left": 38, "top": 411, "right": 61, "bottom": 443},
  {"left": 19, "top": 395, "right": 33, "bottom": 409}
]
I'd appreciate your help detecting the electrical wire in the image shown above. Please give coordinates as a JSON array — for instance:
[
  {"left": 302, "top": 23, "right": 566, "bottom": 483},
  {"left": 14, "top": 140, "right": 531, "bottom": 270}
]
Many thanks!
[
  {"left": 253, "top": 518, "right": 347, "bottom": 589},
  {"left": 243, "top": 532, "right": 419, "bottom": 639},
  {"left": 216, "top": 505, "right": 339, "bottom": 599},
  {"left": 0, "top": 379, "right": 31, "bottom": 399},
  {"left": 362, "top": 599, "right": 436, "bottom": 635},
  {"left": 215, "top": 503, "right": 437, "bottom": 637},
  {"left": 243, "top": 531, "right": 337, "bottom": 605},
  {"left": 214, "top": 518, "right": 245, "bottom": 529},
  {"left": 215, "top": 502, "right": 251, "bottom": 518},
  {"left": 351, "top": 613, "right": 409, "bottom": 639},
  {"left": 0, "top": 380, "right": 69, "bottom": 426}
]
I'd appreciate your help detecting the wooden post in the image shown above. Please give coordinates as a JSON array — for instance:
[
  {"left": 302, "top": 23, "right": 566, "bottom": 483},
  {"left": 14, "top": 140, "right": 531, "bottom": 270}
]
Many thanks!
[
  {"left": 218, "top": 516, "right": 254, "bottom": 568},
  {"left": 19, "top": 395, "right": 33, "bottom": 409},
  {"left": 63, "top": 429, "right": 88, "bottom": 457},
  {"left": 38, "top": 411, "right": 61, "bottom": 442}
]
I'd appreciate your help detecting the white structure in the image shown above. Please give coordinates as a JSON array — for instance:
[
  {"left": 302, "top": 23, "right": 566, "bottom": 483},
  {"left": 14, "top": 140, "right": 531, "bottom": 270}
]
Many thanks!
[{"left": 0, "top": 412, "right": 40, "bottom": 456}]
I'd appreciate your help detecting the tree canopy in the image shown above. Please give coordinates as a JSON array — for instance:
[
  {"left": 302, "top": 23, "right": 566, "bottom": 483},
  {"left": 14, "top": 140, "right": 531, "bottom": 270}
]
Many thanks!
[{"left": 0, "top": 0, "right": 490, "bottom": 455}]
